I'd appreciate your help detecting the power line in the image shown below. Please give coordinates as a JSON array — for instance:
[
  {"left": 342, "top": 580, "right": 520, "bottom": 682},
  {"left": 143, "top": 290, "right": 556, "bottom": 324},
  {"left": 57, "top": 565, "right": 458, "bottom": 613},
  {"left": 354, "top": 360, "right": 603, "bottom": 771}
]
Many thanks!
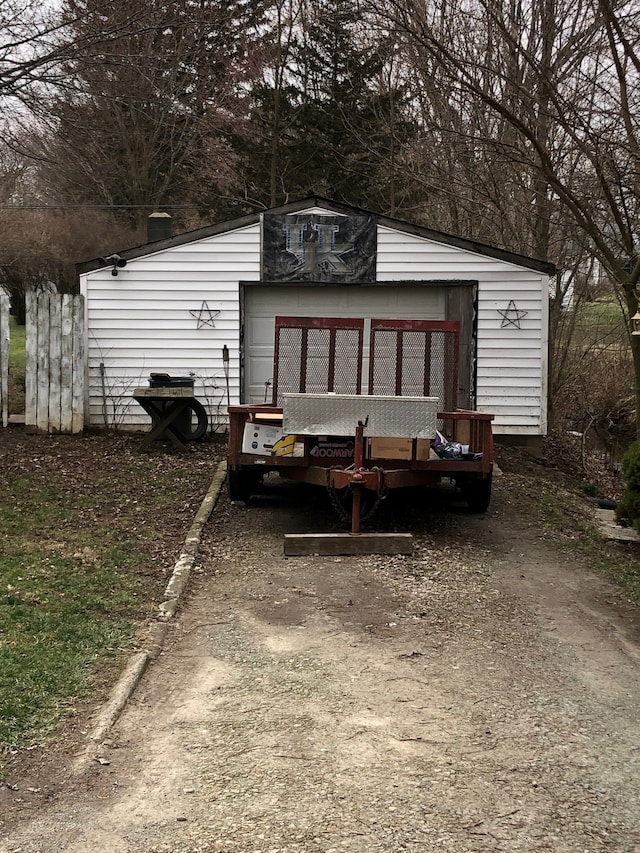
[{"left": 0, "top": 204, "right": 200, "bottom": 210}]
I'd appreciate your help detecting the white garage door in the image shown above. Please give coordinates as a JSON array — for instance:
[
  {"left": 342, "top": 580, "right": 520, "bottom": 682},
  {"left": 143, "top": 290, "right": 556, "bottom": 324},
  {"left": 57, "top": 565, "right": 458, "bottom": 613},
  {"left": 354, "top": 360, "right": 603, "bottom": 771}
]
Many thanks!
[{"left": 243, "top": 284, "right": 446, "bottom": 403}]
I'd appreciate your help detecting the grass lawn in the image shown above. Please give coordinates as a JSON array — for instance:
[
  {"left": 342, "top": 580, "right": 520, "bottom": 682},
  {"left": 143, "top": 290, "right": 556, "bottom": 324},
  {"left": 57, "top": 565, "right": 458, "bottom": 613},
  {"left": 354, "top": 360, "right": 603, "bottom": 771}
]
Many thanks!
[
  {"left": 573, "top": 296, "right": 629, "bottom": 347},
  {"left": 0, "top": 431, "right": 221, "bottom": 776},
  {"left": 8, "top": 317, "right": 26, "bottom": 414}
]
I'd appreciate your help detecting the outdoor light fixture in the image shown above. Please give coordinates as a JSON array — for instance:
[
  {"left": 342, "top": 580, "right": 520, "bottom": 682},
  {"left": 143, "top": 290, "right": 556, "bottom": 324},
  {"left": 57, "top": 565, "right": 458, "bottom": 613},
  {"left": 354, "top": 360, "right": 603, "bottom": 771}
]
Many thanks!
[{"left": 98, "top": 254, "right": 127, "bottom": 276}]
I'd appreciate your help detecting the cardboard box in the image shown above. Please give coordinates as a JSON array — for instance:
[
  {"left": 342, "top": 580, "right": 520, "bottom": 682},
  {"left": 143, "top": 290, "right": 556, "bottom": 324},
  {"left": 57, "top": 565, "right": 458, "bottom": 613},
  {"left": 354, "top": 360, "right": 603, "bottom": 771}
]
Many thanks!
[
  {"left": 308, "top": 436, "right": 355, "bottom": 461},
  {"left": 369, "top": 437, "right": 412, "bottom": 459},
  {"left": 242, "top": 423, "right": 303, "bottom": 456},
  {"left": 416, "top": 439, "right": 432, "bottom": 461},
  {"left": 368, "top": 437, "right": 432, "bottom": 461}
]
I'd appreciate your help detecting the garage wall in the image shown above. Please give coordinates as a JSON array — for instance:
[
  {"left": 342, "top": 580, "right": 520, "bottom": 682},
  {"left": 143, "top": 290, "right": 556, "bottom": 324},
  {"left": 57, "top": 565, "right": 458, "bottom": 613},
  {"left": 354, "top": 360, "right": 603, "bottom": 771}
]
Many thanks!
[
  {"left": 80, "top": 224, "right": 259, "bottom": 429},
  {"left": 80, "top": 209, "right": 548, "bottom": 436},
  {"left": 377, "top": 226, "right": 548, "bottom": 434}
]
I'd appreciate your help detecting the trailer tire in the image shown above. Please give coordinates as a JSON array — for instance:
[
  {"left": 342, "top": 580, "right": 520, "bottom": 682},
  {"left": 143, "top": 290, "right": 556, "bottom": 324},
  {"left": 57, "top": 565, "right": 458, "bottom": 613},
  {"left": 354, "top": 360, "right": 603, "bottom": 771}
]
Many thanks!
[
  {"left": 227, "top": 466, "right": 262, "bottom": 502},
  {"left": 176, "top": 399, "right": 208, "bottom": 442},
  {"left": 462, "top": 474, "right": 492, "bottom": 513}
]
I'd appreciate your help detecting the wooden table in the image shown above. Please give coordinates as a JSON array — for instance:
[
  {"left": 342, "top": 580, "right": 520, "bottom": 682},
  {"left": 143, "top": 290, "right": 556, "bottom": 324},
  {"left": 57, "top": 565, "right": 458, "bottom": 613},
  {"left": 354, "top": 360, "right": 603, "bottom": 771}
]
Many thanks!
[{"left": 133, "top": 387, "right": 196, "bottom": 450}]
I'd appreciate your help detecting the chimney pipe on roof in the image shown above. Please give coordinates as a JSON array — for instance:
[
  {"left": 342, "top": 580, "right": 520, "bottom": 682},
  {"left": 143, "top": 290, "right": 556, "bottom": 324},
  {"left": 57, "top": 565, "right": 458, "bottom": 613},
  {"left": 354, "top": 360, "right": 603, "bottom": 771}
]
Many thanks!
[{"left": 147, "top": 211, "right": 172, "bottom": 243}]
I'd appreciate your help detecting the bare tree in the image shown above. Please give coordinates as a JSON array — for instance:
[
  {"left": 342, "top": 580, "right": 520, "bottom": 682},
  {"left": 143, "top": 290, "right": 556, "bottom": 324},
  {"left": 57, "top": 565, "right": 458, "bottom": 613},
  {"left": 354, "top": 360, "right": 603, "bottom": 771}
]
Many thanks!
[
  {"left": 368, "top": 0, "right": 640, "bottom": 434},
  {"left": 0, "top": 0, "right": 157, "bottom": 117},
  {"left": 0, "top": 139, "right": 138, "bottom": 322},
  {"left": 32, "top": 0, "right": 261, "bottom": 225}
]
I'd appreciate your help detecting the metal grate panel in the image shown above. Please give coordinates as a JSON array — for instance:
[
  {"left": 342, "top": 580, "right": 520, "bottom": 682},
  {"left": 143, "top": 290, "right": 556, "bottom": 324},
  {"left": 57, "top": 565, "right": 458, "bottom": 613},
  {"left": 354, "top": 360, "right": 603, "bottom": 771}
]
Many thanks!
[
  {"left": 272, "top": 317, "right": 364, "bottom": 404},
  {"left": 368, "top": 319, "right": 459, "bottom": 412}
]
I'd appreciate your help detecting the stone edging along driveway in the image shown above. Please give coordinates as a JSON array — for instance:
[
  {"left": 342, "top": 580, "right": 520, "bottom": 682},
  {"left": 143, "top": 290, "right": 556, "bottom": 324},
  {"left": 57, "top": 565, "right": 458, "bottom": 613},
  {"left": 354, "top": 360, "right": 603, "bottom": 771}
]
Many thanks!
[{"left": 73, "top": 459, "right": 228, "bottom": 772}]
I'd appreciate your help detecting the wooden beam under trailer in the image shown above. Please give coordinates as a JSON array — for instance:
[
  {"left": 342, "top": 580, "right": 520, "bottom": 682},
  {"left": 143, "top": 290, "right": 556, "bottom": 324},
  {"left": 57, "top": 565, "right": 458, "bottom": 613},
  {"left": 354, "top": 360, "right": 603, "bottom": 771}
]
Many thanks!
[{"left": 284, "top": 532, "right": 414, "bottom": 557}]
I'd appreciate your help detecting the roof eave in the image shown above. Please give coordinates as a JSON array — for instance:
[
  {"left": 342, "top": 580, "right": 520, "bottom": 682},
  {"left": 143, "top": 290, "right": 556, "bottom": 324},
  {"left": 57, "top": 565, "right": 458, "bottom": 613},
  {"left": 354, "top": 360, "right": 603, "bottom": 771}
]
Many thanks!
[{"left": 75, "top": 195, "right": 556, "bottom": 276}]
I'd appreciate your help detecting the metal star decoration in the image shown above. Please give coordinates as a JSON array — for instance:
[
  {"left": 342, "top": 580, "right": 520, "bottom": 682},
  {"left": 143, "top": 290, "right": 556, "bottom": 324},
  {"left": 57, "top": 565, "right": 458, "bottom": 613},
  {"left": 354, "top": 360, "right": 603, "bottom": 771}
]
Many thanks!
[
  {"left": 190, "top": 301, "right": 220, "bottom": 329},
  {"left": 498, "top": 300, "right": 528, "bottom": 329}
]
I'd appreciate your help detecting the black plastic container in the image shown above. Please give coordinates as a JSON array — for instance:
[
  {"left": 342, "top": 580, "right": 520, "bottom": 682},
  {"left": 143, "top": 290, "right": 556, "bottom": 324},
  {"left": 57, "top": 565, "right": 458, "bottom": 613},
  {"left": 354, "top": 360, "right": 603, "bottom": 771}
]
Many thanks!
[{"left": 149, "top": 373, "right": 194, "bottom": 389}]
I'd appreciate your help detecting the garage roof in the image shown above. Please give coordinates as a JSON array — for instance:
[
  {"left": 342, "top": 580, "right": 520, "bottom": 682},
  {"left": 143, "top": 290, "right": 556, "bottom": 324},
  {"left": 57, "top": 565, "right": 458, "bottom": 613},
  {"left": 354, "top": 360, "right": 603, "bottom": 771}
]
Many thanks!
[{"left": 76, "top": 196, "right": 556, "bottom": 276}]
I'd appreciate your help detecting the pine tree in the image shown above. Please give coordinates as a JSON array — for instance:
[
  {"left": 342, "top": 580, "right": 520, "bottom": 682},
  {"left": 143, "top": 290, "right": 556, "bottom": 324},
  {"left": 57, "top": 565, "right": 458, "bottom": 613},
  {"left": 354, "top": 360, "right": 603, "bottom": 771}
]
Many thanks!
[{"left": 240, "top": 0, "right": 421, "bottom": 213}]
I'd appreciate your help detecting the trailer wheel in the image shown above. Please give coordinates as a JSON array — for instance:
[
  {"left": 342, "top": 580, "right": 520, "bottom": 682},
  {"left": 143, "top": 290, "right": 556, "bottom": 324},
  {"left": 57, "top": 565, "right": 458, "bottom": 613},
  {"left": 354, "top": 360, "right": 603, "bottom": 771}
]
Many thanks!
[
  {"left": 227, "top": 466, "right": 262, "bottom": 502},
  {"left": 462, "top": 474, "right": 492, "bottom": 513}
]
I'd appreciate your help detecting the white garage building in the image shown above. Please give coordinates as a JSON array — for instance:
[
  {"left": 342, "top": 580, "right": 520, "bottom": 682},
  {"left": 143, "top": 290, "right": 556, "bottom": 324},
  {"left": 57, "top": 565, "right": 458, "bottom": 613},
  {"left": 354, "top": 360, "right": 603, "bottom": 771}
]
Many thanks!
[{"left": 77, "top": 197, "right": 555, "bottom": 447}]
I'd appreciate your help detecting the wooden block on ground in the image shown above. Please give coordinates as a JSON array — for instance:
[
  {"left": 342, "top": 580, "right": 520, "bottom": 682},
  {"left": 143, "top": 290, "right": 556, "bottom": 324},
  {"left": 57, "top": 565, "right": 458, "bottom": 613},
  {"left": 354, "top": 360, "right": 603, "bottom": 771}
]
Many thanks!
[{"left": 284, "top": 532, "right": 413, "bottom": 556}]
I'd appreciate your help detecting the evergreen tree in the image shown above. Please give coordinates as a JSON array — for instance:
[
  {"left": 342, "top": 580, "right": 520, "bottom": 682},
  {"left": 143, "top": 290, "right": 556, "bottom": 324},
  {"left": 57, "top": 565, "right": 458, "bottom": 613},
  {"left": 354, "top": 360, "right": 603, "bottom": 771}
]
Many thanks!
[
  {"left": 289, "top": 0, "right": 386, "bottom": 201},
  {"left": 239, "top": 0, "right": 421, "bottom": 213}
]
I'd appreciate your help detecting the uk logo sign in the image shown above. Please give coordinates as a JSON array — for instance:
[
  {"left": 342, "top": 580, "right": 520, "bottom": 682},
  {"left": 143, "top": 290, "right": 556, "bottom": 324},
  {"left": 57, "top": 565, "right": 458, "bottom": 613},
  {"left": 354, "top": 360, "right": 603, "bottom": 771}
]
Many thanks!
[{"left": 263, "top": 212, "right": 377, "bottom": 282}]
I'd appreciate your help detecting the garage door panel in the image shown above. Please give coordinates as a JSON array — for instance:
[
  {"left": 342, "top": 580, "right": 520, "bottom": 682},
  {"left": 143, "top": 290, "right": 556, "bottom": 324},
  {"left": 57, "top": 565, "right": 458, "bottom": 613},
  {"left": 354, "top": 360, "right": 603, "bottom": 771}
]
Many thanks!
[
  {"left": 246, "top": 316, "right": 277, "bottom": 346},
  {"left": 243, "top": 285, "right": 447, "bottom": 403}
]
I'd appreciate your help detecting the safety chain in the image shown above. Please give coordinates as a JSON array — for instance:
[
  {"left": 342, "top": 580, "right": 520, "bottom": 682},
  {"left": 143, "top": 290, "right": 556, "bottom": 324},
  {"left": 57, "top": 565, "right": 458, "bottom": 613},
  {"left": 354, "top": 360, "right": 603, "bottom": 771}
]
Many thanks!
[
  {"left": 360, "top": 466, "right": 388, "bottom": 522},
  {"left": 325, "top": 466, "right": 351, "bottom": 522},
  {"left": 324, "top": 466, "right": 389, "bottom": 525}
]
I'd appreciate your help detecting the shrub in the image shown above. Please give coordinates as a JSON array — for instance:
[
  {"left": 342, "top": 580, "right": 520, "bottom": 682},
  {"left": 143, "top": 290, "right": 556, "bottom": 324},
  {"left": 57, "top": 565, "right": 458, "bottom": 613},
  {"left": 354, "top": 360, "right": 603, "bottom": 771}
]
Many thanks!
[{"left": 616, "top": 440, "right": 640, "bottom": 532}]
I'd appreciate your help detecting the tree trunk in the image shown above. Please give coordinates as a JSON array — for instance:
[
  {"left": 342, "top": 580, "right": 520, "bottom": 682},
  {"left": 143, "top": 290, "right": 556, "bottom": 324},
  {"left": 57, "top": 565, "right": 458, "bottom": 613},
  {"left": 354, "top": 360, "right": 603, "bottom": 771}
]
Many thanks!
[{"left": 623, "top": 281, "right": 640, "bottom": 435}]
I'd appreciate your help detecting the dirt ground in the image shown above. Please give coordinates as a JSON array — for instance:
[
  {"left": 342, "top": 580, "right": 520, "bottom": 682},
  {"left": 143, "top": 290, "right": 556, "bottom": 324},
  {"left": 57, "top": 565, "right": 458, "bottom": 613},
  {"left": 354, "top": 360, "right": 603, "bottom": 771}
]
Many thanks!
[{"left": 2, "top": 454, "right": 640, "bottom": 853}]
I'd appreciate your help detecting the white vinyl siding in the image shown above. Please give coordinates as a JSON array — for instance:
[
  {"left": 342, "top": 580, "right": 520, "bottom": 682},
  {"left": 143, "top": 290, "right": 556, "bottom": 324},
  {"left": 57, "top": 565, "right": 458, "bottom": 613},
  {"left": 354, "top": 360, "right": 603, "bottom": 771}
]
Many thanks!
[
  {"left": 80, "top": 212, "right": 549, "bottom": 436},
  {"left": 377, "top": 227, "right": 548, "bottom": 434},
  {"left": 81, "top": 224, "right": 259, "bottom": 428}
]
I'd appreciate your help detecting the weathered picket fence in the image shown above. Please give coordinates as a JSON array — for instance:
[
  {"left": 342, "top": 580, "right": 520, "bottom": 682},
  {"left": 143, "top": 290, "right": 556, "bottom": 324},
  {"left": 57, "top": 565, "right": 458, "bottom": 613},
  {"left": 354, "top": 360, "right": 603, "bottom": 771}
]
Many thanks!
[
  {"left": 25, "top": 292, "right": 85, "bottom": 433},
  {"left": 0, "top": 291, "right": 9, "bottom": 428}
]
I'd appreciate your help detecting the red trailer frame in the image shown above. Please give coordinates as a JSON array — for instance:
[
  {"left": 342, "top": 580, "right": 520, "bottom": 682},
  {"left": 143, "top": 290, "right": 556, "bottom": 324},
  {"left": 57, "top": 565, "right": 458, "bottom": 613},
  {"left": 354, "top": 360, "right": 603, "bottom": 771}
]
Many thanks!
[
  {"left": 227, "top": 404, "right": 493, "bottom": 528},
  {"left": 228, "top": 317, "right": 494, "bottom": 531}
]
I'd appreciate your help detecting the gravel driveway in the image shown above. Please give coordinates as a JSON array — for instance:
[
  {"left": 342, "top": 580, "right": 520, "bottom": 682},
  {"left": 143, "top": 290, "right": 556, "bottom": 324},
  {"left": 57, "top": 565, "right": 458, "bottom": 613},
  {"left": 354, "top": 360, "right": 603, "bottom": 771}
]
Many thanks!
[{"left": 2, "top": 464, "right": 640, "bottom": 853}]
